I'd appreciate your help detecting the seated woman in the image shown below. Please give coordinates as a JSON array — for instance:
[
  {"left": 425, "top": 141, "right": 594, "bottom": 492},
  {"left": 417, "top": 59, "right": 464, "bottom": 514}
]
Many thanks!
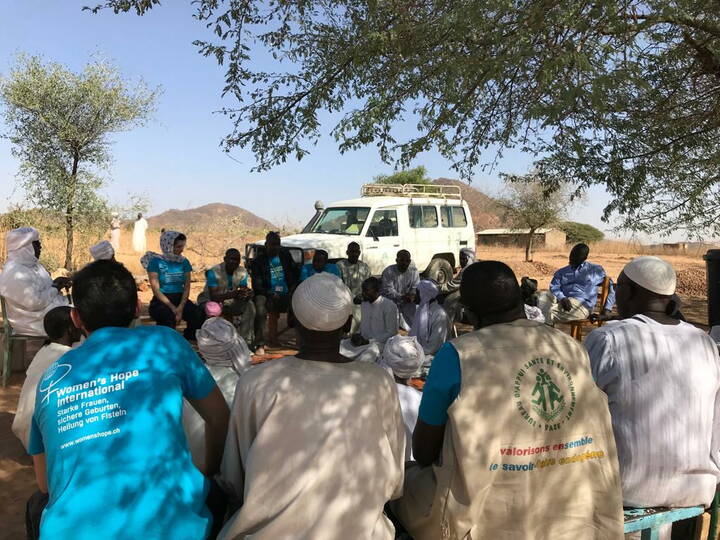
[{"left": 143, "top": 231, "right": 203, "bottom": 340}]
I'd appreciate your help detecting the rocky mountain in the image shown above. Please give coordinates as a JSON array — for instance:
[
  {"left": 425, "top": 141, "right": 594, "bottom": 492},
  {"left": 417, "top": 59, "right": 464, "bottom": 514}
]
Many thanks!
[{"left": 147, "top": 203, "right": 275, "bottom": 232}]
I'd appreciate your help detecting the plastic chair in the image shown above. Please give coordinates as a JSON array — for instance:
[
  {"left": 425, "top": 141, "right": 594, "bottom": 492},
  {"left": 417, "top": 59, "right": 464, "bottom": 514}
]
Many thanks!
[
  {"left": 624, "top": 506, "right": 704, "bottom": 539},
  {"left": 1, "top": 295, "right": 46, "bottom": 386}
]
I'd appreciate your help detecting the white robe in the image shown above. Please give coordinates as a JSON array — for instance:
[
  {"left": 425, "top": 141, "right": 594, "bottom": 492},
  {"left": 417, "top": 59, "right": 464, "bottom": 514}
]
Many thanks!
[
  {"left": 412, "top": 302, "right": 449, "bottom": 359},
  {"left": 132, "top": 218, "right": 148, "bottom": 253},
  {"left": 340, "top": 296, "right": 399, "bottom": 363},
  {"left": 0, "top": 258, "right": 69, "bottom": 336},
  {"left": 381, "top": 264, "right": 420, "bottom": 330},
  {"left": 12, "top": 342, "right": 72, "bottom": 449}
]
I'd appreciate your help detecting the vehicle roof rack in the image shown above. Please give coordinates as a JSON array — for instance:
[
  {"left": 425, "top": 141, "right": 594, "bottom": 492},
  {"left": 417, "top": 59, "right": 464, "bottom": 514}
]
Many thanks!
[{"left": 360, "top": 183, "right": 463, "bottom": 200}]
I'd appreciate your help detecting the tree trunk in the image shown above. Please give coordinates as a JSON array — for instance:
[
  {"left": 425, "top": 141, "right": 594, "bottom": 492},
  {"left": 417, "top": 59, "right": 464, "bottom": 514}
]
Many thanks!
[
  {"left": 64, "top": 154, "right": 79, "bottom": 270},
  {"left": 525, "top": 228, "right": 536, "bottom": 262}
]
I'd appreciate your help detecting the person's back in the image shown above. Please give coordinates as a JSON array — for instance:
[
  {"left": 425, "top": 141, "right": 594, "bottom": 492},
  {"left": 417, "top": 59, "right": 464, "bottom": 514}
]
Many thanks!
[
  {"left": 220, "top": 273, "right": 405, "bottom": 539},
  {"left": 393, "top": 262, "right": 623, "bottom": 540},
  {"left": 442, "top": 321, "right": 622, "bottom": 539},
  {"left": 28, "top": 260, "right": 228, "bottom": 540},
  {"left": 586, "top": 256, "right": 720, "bottom": 509}
]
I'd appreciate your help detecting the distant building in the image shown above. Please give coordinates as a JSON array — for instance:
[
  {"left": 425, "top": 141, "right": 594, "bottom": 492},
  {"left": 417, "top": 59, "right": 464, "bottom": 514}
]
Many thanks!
[{"left": 476, "top": 228, "right": 567, "bottom": 250}]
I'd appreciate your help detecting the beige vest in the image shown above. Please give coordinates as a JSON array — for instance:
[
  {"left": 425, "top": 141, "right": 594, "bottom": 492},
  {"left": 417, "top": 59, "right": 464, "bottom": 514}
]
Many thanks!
[
  {"left": 417, "top": 319, "right": 623, "bottom": 540},
  {"left": 197, "top": 263, "right": 248, "bottom": 305}
]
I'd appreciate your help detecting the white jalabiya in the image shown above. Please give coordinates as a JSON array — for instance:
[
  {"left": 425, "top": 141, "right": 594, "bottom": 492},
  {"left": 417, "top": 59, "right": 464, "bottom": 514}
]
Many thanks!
[
  {"left": 396, "top": 383, "right": 421, "bottom": 461},
  {"left": 340, "top": 295, "right": 399, "bottom": 363},
  {"left": 586, "top": 315, "right": 720, "bottom": 507},
  {"left": 12, "top": 342, "right": 71, "bottom": 449},
  {"left": 110, "top": 216, "right": 121, "bottom": 252},
  {"left": 0, "top": 228, "right": 68, "bottom": 336},
  {"left": 411, "top": 302, "right": 449, "bottom": 359},
  {"left": 132, "top": 217, "right": 148, "bottom": 253},
  {"left": 219, "top": 356, "right": 405, "bottom": 539},
  {"left": 381, "top": 263, "right": 420, "bottom": 330}
]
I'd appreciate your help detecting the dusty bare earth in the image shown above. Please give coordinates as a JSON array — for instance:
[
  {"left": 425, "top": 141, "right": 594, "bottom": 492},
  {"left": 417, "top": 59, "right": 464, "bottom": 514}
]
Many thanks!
[{"left": 0, "top": 245, "right": 712, "bottom": 538}]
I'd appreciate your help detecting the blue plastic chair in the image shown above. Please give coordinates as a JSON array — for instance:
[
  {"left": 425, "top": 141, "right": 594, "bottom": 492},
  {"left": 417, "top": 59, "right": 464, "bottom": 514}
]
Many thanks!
[{"left": 624, "top": 506, "right": 704, "bottom": 539}]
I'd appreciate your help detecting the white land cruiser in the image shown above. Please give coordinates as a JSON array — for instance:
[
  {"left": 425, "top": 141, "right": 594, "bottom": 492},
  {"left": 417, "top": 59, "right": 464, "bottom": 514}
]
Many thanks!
[{"left": 245, "top": 184, "right": 475, "bottom": 285}]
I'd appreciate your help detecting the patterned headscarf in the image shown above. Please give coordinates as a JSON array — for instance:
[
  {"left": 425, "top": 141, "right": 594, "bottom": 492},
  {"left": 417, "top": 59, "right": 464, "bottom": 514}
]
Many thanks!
[{"left": 140, "top": 230, "right": 185, "bottom": 269}]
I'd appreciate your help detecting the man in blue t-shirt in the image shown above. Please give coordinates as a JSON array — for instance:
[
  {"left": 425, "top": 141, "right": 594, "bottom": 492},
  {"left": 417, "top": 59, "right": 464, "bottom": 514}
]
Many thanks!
[
  {"left": 28, "top": 260, "right": 229, "bottom": 540},
  {"left": 299, "top": 249, "right": 342, "bottom": 282},
  {"left": 250, "top": 232, "right": 299, "bottom": 353}
]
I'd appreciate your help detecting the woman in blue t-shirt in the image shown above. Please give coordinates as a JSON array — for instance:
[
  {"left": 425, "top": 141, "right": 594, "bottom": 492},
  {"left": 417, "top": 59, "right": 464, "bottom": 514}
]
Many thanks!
[{"left": 144, "top": 231, "right": 203, "bottom": 340}]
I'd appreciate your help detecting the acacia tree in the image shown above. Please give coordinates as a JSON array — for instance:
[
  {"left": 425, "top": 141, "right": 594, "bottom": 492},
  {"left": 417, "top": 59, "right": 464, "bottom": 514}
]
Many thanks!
[
  {"left": 88, "top": 0, "right": 720, "bottom": 235},
  {"left": 498, "top": 172, "right": 569, "bottom": 262},
  {"left": 373, "top": 166, "right": 431, "bottom": 185},
  {"left": 0, "top": 55, "right": 156, "bottom": 269}
]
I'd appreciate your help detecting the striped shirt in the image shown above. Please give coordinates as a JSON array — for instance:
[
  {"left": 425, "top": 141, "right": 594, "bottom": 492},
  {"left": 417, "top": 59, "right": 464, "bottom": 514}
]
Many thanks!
[{"left": 585, "top": 315, "right": 720, "bottom": 507}]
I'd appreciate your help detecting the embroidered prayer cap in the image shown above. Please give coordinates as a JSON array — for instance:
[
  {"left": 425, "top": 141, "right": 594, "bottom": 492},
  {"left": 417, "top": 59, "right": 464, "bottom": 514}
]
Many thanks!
[
  {"left": 90, "top": 240, "right": 115, "bottom": 261},
  {"left": 381, "top": 335, "right": 424, "bottom": 379},
  {"left": 623, "top": 256, "right": 676, "bottom": 296},
  {"left": 292, "top": 272, "right": 353, "bottom": 331}
]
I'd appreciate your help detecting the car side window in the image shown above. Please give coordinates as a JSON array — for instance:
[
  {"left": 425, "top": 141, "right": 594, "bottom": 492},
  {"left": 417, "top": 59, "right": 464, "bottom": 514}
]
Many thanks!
[
  {"left": 409, "top": 205, "right": 438, "bottom": 228},
  {"left": 366, "top": 209, "right": 399, "bottom": 237},
  {"left": 441, "top": 206, "right": 467, "bottom": 227}
]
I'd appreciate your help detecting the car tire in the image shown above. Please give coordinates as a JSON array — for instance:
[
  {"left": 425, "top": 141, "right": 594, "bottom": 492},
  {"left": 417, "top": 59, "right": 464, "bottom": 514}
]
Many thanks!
[{"left": 425, "top": 258, "right": 454, "bottom": 286}]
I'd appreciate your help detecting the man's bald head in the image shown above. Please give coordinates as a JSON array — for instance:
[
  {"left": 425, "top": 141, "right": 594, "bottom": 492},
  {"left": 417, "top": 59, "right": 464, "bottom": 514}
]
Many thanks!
[{"left": 460, "top": 261, "right": 524, "bottom": 325}]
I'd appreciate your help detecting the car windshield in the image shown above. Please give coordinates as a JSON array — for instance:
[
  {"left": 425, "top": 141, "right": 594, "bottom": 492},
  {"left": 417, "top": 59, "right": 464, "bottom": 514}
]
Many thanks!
[{"left": 310, "top": 207, "right": 370, "bottom": 235}]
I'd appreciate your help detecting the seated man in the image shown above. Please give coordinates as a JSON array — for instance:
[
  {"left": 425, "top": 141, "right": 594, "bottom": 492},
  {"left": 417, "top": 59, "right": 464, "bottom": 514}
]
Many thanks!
[
  {"left": 336, "top": 242, "right": 372, "bottom": 332},
  {"left": 539, "top": 243, "right": 615, "bottom": 324},
  {"left": 89, "top": 240, "right": 115, "bottom": 261},
  {"left": 381, "top": 335, "right": 424, "bottom": 461},
  {"left": 340, "top": 277, "right": 399, "bottom": 363},
  {"left": 299, "top": 249, "right": 341, "bottom": 281},
  {"left": 392, "top": 261, "right": 623, "bottom": 539},
  {"left": 197, "top": 248, "right": 256, "bottom": 346},
  {"left": 0, "top": 227, "right": 70, "bottom": 336},
  {"left": 12, "top": 306, "right": 82, "bottom": 450},
  {"left": 220, "top": 273, "right": 405, "bottom": 538},
  {"left": 251, "top": 231, "right": 300, "bottom": 354},
  {"left": 409, "top": 280, "right": 449, "bottom": 369},
  {"left": 441, "top": 248, "right": 476, "bottom": 325},
  {"left": 585, "top": 257, "right": 720, "bottom": 534},
  {"left": 381, "top": 249, "right": 420, "bottom": 330},
  {"left": 184, "top": 317, "right": 251, "bottom": 471},
  {"left": 28, "top": 260, "right": 229, "bottom": 539}
]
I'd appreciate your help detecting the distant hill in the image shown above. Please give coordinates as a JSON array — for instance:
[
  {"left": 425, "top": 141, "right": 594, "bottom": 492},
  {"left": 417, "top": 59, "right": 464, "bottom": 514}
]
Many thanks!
[
  {"left": 147, "top": 203, "right": 275, "bottom": 232},
  {"left": 432, "top": 178, "right": 504, "bottom": 230}
]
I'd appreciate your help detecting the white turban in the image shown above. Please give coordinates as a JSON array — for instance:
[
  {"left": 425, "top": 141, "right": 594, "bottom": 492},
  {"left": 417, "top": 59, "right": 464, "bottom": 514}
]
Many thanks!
[
  {"left": 90, "top": 240, "right": 115, "bottom": 261},
  {"left": 623, "top": 256, "right": 676, "bottom": 296},
  {"left": 292, "top": 272, "right": 353, "bottom": 331},
  {"left": 381, "top": 335, "right": 424, "bottom": 379},
  {"left": 197, "top": 317, "right": 251, "bottom": 374},
  {"left": 5, "top": 227, "right": 40, "bottom": 265}
]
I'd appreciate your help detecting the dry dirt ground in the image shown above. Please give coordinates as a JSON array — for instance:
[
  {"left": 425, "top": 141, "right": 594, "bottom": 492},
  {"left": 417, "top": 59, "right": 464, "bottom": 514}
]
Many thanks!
[{"left": 0, "top": 246, "right": 712, "bottom": 538}]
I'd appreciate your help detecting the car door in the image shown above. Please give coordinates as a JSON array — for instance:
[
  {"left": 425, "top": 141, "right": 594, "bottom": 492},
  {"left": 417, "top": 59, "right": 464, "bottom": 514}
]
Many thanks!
[{"left": 361, "top": 206, "right": 402, "bottom": 275}]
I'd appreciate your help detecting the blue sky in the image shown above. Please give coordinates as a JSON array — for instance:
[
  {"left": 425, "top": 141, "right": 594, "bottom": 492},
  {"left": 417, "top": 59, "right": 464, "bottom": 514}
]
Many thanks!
[{"left": 0, "top": 2, "right": 653, "bottom": 240}]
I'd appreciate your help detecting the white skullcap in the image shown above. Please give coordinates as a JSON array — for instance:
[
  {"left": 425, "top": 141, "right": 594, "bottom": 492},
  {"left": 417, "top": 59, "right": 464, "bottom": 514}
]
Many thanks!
[
  {"left": 90, "top": 240, "right": 115, "bottom": 261},
  {"left": 6, "top": 227, "right": 39, "bottom": 252},
  {"left": 623, "top": 256, "right": 677, "bottom": 296},
  {"left": 197, "top": 317, "right": 251, "bottom": 374},
  {"left": 382, "top": 335, "right": 425, "bottom": 379},
  {"left": 292, "top": 272, "right": 353, "bottom": 331}
]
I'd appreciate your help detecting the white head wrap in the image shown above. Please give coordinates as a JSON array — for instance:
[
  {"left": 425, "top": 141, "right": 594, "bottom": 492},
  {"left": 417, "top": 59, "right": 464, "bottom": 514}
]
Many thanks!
[
  {"left": 460, "top": 248, "right": 476, "bottom": 266},
  {"left": 90, "top": 240, "right": 115, "bottom": 261},
  {"left": 197, "top": 317, "right": 251, "bottom": 374},
  {"left": 410, "top": 279, "right": 440, "bottom": 345},
  {"left": 381, "top": 335, "right": 424, "bottom": 379},
  {"left": 292, "top": 272, "right": 353, "bottom": 331},
  {"left": 5, "top": 227, "right": 40, "bottom": 266},
  {"left": 623, "top": 256, "right": 676, "bottom": 296},
  {"left": 140, "top": 230, "right": 185, "bottom": 268}
]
